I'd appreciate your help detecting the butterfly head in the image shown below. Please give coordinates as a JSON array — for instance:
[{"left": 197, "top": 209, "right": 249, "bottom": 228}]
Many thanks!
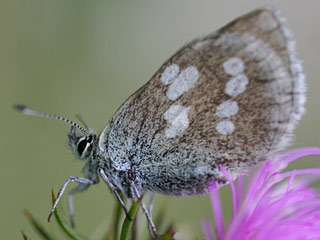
[{"left": 68, "top": 125, "right": 96, "bottom": 160}]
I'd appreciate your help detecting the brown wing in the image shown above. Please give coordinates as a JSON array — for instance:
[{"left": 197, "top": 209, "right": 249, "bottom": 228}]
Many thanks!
[{"left": 99, "top": 6, "right": 305, "bottom": 195}]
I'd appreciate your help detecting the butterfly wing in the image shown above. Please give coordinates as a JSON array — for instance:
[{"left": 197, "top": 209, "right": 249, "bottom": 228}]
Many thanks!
[{"left": 99, "top": 7, "right": 305, "bottom": 195}]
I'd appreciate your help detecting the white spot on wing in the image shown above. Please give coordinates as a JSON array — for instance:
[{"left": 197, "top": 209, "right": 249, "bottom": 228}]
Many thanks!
[
  {"left": 164, "top": 105, "right": 190, "bottom": 138},
  {"left": 216, "top": 120, "right": 235, "bottom": 135},
  {"left": 161, "top": 64, "right": 180, "bottom": 85},
  {"left": 167, "top": 66, "right": 199, "bottom": 100},
  {"left": 223, "top": 57, "right": 244, "bottom": 76},
  {"left": 225, "top": 74, "right": 249, "bottom": 97},
  {"left": 216, "top": 100, "right": 239, "bottom": 118}
]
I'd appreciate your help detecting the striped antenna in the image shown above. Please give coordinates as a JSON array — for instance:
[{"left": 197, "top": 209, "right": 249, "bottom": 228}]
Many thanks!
[{"left": 14, "top": 104, "right": 88, "bottom": 135}]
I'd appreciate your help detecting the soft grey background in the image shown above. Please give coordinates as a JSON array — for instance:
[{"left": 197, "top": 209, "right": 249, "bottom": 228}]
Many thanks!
[{"left": 2, "top": 0, "right": 320, "bottom": 239}]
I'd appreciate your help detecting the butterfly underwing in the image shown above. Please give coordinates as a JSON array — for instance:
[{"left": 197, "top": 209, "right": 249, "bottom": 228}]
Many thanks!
[
  {"left": 97, "top": 6, "right": 305, "bottom": 196},
  {"left": 16, "top": 6, "right": 306, "bottom": 234}
]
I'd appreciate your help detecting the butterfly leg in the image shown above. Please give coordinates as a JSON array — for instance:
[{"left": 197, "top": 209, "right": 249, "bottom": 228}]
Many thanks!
[
  {"left": 48, "top": 176, "right": 94, "bottom": 222},
  {"left": 148, "top": 192, "right": 155, "bottom": 218},
  {"left": 132, "top": 185, "right": 158, "bottom": 239},
  {"left": 98, "top": 168, "right": 131, "bottom": 219},
  {"left": 68, "top": 183, "right": 91, "bottom": 227}
]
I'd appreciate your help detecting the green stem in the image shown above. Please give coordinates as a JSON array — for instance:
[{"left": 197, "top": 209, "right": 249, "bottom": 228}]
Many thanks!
[
  {"left": 120, "top": 197, "right": 142, "bottom": 240},
  {"left": 113, "top": 199, "right": 123, "bottom": 240},
  {"left": 51, "top": 190, "right": 88, "bottom": 240}
]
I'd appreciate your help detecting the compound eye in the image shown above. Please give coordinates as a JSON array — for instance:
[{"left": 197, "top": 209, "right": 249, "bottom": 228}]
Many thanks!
[{"left": 77, "top": 138, "right": 88, "bottom": 157}]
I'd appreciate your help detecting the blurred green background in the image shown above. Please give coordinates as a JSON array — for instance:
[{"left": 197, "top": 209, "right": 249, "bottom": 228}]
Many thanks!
[{"left": 2, "top": 0, "right": 320, "bottom": 239}]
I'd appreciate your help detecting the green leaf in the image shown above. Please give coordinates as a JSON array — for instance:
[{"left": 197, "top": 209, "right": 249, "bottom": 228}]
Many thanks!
[
  {"left": 120, "top": 197, "right": 142, "bottom": 240},
  {"left": 51, "top": 190, "right": 88, "bottom": 240},
  {"left": 24, "top": 210, "right": 54, "bottom": 240},
  {"left": 158, "top": 225, "right": 175, "bottom": 240},
  {"left": 131, "top": 214, "right": 138, "bottom": 240}
]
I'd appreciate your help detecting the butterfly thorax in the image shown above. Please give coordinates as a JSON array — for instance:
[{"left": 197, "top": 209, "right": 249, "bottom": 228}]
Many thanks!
[{"left": 96, "top": 123, "right": 144, "bottom": 198}]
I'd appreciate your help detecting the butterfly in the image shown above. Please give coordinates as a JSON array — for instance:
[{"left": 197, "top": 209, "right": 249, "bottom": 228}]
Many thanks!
[{"left": 15, "top": 6, "right": 305, "bottom": 238}]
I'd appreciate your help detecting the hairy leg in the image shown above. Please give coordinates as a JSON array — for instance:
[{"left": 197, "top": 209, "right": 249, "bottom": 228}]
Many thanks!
[
  {"left": 98, "top": 168, "right": 130, "bottom": 219},
  {"left": 68, "top": 183, "right": 91, "bottom": 227},
  {"left": 48, "top": 176, "right": 94, "bottom": 222},
  {"left": 132, "top": 185, "right": 158, "bottom": 238}
]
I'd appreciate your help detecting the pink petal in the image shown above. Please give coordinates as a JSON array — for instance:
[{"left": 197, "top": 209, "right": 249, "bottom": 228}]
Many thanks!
[{"left": 209, "top": 182, "right": 224, "bottom": 240}]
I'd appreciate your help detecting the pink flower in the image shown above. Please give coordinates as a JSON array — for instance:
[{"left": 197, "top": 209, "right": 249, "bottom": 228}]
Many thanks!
[{"left": 202, "top": 148, "right": 320, "bottom": 240}]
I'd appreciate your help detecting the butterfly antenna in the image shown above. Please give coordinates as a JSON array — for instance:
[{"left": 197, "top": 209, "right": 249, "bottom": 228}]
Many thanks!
[
  {"left": 14, "top": 104, "right": 88, "bottom": 135},
  {"left": 76, "top": 114, "right": 94, "bottom": 133}
]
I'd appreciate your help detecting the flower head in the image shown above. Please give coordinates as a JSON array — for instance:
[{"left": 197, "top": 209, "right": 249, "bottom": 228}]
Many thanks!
[{"left": 203, "top": 148, "right": 320, "bottom": 240}]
